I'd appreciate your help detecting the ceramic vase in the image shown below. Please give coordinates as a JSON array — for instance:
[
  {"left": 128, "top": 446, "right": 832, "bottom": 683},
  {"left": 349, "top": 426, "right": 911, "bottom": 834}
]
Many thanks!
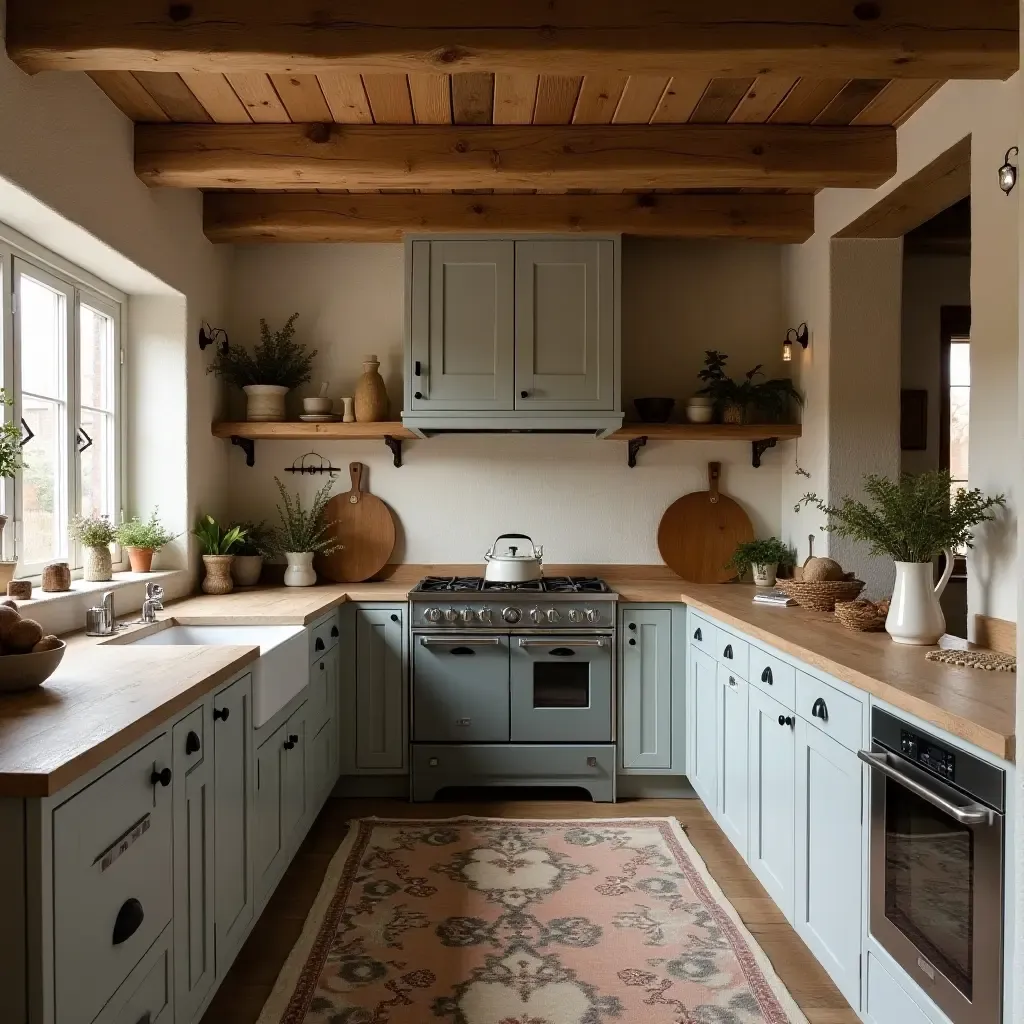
[
  {"left": 202, "top": 554, "right": 235, "bottom": 595},
  {"left": 127, "top": 547, "right": 155, "bottom": 573},
  {"left": 341, "top": 396, "right": 355, "bottom": 423},
  {"left": 232, "top": 554, "right": 264, "bottom": 587},
  {"left": 885, "top": 552, "right": 953, "bottom": 645},
  {"left": 354, "top": 355, "right": 388, "bottom": 422},
  {"left": 284, "top": 552, "right": 317, "bottom": 587},
  {"left": 752, "top": 563, "right": 778, "bottom": 588},
  {"left": 243, "top": 384, "right": 289, "bottom": 422},
  {"left": 686, "top": 397, "right": 714, "bottom": 424},
  {"left": 84, "top": 545, "right": 113, "bottom": 582}
]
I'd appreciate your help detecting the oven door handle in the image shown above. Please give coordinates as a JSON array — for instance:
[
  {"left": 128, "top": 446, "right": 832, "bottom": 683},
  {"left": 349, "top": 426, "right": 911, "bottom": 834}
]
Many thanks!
[
  {"left": 857, "top": 749, "right": 993, "bottom": 825},
  {"left": 418, "top": 637, "right": 503, "bottom": 646},
  {"left": 517, "top": 637, "right": 606, "bottom": 648}
]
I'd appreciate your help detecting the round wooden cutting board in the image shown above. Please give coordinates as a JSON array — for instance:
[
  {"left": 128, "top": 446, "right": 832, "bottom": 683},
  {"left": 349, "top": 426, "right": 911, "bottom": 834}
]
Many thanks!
[
  {"left": 315, "top": 462, "right": 396, "bottom": 583},
  {"left": 657, "top": 462, "right": 754, "bottom": 583}
]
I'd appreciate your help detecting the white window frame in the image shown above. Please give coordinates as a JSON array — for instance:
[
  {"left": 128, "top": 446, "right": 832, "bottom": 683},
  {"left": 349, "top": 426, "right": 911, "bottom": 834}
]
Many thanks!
[{"left": 0, "top": 237, "right": 126, "bottom": 578}]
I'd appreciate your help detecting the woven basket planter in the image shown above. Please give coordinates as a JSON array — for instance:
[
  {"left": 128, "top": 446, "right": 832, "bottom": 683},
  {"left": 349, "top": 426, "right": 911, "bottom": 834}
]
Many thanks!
[
  {"left": 776, "top": 576, "right": 865, "bottom": 612},
  {"left": 835, "top": 599, "right": 889, "bottom": 632}
]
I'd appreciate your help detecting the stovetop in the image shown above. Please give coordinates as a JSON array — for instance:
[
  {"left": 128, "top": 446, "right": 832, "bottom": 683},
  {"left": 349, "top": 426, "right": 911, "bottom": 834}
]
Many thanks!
[{"left": 411, "top": 576, "right": 612, "bottom": 596}]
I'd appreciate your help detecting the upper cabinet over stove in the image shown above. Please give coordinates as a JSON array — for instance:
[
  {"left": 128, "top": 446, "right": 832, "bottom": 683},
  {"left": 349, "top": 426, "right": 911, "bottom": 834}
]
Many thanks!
[{"left": 404, "top": 235, "right": 622, "bottom": 436}]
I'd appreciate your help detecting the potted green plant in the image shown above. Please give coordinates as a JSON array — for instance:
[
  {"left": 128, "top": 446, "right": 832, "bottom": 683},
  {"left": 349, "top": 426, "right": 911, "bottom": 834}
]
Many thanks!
[
  {"left": 270, "top": 477, "right": 341, "bottom": 587},
  {"left": 230, "top": 520, "right": 273, "bottom": 587},
  {"left": 114, "top": 509, "right": 176, "bottom": 573},
  {"left": 696, "top": 351, "right": 803, "bottom": 424},
  {"left": 69, "top": 513, "right": 117, "bottom": 582},
  {"left": 206, "top": 313, "right": 316, "bottom": 422},
  {"left": 192, "top": 516, "right": 246, "bottom": 595},
  {"left": 798, "top": 471, "right": 1006, "bottom": 645},
  {"left": 0, "top": 388, "right": 24, "bottom": 581},
  {"left": 726, "top": 537, "right": 796, "bottom": 588}
]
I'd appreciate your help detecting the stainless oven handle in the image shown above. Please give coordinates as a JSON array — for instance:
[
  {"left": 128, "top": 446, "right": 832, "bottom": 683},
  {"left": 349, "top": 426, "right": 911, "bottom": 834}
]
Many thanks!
[
  {"left": 418, "top": 637, "right": 503, "bottom": 646},
  {"left": 517, "top": 637, "right": 606, "bottom": 648},
  {"left": 857, "top": 749, "right": 992, "bottom": 825}
]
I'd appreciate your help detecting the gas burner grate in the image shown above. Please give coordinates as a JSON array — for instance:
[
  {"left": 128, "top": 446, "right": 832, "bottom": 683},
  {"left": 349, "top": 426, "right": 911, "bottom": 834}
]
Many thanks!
[
  {"left": 481, "top": 579, "right": 545, "bottom": 592},
  {"left": 416, "top": 576, "right": 485, "bottom": 593},
  {"left": 543, "top": 577, "right": 611, "bottom": 594}
]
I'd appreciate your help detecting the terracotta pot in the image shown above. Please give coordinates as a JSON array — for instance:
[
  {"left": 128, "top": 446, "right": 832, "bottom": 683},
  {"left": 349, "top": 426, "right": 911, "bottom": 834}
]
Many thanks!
[
  {"left": 354, "top": 354, "right": 389, "bottom": 422},
  {"left": 202, "top": 554, "right": 235, "bottom": 595},
  {"left": 232, "top": 554, "right": 264, "bottom": 587},
  {"left": 243, "top": 384, "right": 289, "bottom": 422},
  {"left": 84, "top": 545, "right": 113, "bottom": 582},
  {"left": 127, "top": 547, "right": 155, "bottom": 573}
]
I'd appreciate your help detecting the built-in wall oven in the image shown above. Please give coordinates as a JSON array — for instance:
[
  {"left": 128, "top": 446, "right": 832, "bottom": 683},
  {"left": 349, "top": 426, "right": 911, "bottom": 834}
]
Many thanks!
[{"left": 859, "top": 708, "right": 1005, "bottom": 1024}]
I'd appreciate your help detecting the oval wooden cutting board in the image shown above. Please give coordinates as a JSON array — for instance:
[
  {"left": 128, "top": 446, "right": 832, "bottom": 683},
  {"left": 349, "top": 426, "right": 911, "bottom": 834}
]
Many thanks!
[
  {"left": 657, "top": 462, "right": 754, "bottom": 583},
  {"left": 315, "top": 462, "right": 396, "bottom": 583}
]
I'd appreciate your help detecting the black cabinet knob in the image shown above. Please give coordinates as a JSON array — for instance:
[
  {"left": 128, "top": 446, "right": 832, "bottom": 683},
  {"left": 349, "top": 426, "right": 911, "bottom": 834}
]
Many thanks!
[
  {"left": 185, "top": 731, "right": 201, "bottom": 755},
  {"left": 693, "top": 628, "right": 702, "bottom": 641},
  {"left": 112, "top": 897, "right": 144, "bottom": 945},
  {"left": 213, "top": 706, "right": 230, "bottom": 722},
  {"left": 150, "top": 767, "right": 172, "bottom": 787},
  {"left": 315, "top": 637, "right": 325, "bottom": 651},
  {"left": 778, "top": 714, "right": 794, "bottom": 728},
  {"left": 414, "top": 391, "right": 423, "bottom": 400},
  {"left": 761, "top": 666, "right": 773, "bottom": 685},
  {"left": 628, "top": 638, "right": 636, "bottom": 646},
  {"left": 289, "top": 733, "right": 299, "bottom": 745},
  {"left": 723, "top": 644, "right": 733, "bottom": 659},
  {"left": 330, "top": 625, "right": 339, "bottom": 638},
  {"left": 283, "top": 739, "right": 294, "bottom": 750},
  {"left": 628, "top": 622, "right": 636, "bottom": 630},
  {"left": 520, "top": 390, "right": 528, "bottom": 399},
  {"left": 391, "top": 613, "right": 399, "bottom": 622}
]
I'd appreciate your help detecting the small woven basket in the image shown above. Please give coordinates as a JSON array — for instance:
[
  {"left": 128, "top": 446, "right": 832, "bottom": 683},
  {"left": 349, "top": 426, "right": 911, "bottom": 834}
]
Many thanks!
[
  {"left": 776, "top": 576, "right": 865, "bottom": 612},
  {"left": 835, "top": 598, "right": 889, "bottom": 632}
]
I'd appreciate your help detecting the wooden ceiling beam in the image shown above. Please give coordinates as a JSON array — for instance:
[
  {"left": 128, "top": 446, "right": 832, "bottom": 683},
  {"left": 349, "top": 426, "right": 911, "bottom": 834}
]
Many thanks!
[
  {"left": 7, "top": 1, "right": 1017, "bottom": 80},
  {"left": 203, "top": 191, "right": 815, "bottom": 243},
  {"left": 136, "top": 123, "right": 896, "bottom": 191}
]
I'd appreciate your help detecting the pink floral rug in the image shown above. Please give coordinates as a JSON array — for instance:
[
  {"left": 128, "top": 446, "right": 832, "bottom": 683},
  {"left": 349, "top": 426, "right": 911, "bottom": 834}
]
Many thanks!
[{"left": 258, "top": 817, "right": 806, "bottom": 1024}]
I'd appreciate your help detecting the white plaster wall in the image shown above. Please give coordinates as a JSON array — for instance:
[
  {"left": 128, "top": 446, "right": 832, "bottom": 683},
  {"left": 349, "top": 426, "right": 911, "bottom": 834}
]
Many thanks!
[
  {"left": 223, "top": 239, "right": 793, "bottom": 562},
  {"left": 900, "top": 254, "right": 971, "bottom": 475}
]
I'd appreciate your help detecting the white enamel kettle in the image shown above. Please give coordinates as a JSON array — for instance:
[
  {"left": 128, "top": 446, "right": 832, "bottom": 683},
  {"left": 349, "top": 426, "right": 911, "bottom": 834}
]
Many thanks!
[{"left": 483, "top": 534, "right": 544, "bottom": 583}]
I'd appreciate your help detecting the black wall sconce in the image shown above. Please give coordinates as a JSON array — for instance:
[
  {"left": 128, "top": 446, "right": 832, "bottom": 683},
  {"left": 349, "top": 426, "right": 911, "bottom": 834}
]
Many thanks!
[
  {"left": 998, "top": 146, "right": 1018, "bottom": 194},
  {"left": 782, "top": 323, "right": 809, "bottom": 363},
  {"left": 198, "top": 321, "right": 229, "bottom": 353}
]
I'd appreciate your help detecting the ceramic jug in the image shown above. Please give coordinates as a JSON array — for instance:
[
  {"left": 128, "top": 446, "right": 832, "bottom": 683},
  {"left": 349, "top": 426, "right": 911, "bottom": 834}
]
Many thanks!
[{"left": 885, "top": 550, "right": 954, "bottom": 645}]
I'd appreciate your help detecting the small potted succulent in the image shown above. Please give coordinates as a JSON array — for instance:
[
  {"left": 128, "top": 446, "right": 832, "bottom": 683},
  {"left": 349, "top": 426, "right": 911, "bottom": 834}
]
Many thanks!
[
  {"left": 114, "top": 509, "right": 176, "bottom": 573},
  {"left": 230, "top": 520, "right": 273, "bottom": 587},
  {"left": 0, "top": 387, "right": 24, "bottom": 581},
  {"left": 206, "top": 312, "right": 316, "bottom": 422},
  {"left": 726, "top": 537, "right": 796, "bottom": 588},
  {"left": 270, "top": 477, "right": 341, "bottom": 587},
  {"left": 69, "top": 513, "right": 117, "bottom": 582},
  {"left": 192, "top": 516, "right": 246, "bottom": 595}
]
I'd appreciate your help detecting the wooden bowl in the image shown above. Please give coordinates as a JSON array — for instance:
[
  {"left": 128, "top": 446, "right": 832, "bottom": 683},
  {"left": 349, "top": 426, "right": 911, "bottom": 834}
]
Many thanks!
[{"left": 0, "top": 640, "right": 66, "bottom": 692}]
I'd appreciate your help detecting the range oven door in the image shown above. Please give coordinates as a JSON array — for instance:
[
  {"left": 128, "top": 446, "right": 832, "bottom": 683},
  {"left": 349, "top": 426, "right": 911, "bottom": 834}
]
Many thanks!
[
  {"left": 859, "top": 746, "right": 1003, "bottom": 1024},
  {"left": 413, "top": 635, "right": 511, "bottom": 743},
  {"left": 510, "top": 636, "right": 612, "bottom": 743}
]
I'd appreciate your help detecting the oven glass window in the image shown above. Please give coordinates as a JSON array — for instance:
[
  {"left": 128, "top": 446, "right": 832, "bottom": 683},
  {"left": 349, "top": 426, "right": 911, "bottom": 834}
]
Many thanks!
[
  {"left": 884, "top": 779, "right": 974, "bottom": 997},
  {"left": 533, "top": 663, "right": 590, "bottom": 709}
]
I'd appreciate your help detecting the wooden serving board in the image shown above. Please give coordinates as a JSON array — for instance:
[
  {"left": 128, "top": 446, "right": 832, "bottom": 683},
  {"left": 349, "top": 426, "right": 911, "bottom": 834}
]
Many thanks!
[
  {"left": 315, "top": 463, "right": 396, "bottom": 583},
  {"left": 657, "top": 462, "right": 754, "bottom": 583}
]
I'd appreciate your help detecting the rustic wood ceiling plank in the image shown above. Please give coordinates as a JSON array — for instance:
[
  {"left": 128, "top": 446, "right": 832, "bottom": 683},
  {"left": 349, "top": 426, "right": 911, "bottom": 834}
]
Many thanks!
[
  {"left": 11, "top": 2, "right": 1017, "bottom": 79},
  {"left": 612, "top": 76, "right": 670, "bottom": 123},
  {"left": 451, "top": 73, "right": 494, "bottom": 124},
  {"left": 728, "top": 75, "right": 798, "bottom": 123},
  {"left": 572, "top": 75, "right": 628, "bottom": 124},
  {"left": 768, "top": 78, "right": 848, "bottom": 123},
  {"left": 493, "top": 74, "right": 538, "bottom": 124},
  {"left": 362, "top": 74, "right": 415, "bottom": 123},
  {"left": 813, "top": 79, "right": 889, "bottom": 125},
  {"left": 204, "top": 190, "right": 815, "bottom": 243},
  {"left": 408, "top": 74, "right": 452, "bottom": 124},
  {"left": 178, "top": 72, "right": 251, "bottom": 122},
  {"left": 225, "top": 73, "right": 289, "bottom": 122},
  {"left": 317, "top": 73, "right": 373, "bottom": 123},
  {"left": 651, "top": 76, "right": 710, "bottom": 123},
  {"left": 851, "top": 79, "right": 942, "bottom": 126},
  {"left": 689, "top": 78, "right": 755, "bottom": 123},
  {"left": 132, "top": 71, "right": 211, "bottom": 121},
  {"left": 269, "top": 74, "right": 332, "bottom": 122},
  {"left": 88, "top": 70, "right": 169, "bottom": 121},
  {"left": 533, "top": 75, "right": 584, "bottom": 124}
]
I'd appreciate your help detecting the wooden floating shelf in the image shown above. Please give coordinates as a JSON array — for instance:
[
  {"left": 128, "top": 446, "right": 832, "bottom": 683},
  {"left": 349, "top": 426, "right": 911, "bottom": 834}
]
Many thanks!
[
  {"left": 212, "top": 421, "right": 416, "bottom": 468},
  {"left": 606, "top": 423, "right": 802, "bottom": 468}
]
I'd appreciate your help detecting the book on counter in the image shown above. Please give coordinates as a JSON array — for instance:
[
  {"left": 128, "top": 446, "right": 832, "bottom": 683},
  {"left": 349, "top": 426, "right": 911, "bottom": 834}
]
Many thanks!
[{"left": 752, "top": 588, "right": 796, "bottom": 607}]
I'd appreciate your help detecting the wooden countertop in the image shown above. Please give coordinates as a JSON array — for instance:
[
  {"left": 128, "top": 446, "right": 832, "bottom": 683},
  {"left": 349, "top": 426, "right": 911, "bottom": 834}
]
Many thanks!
[{"left": 679, "top": 582, "right": 1016, "bottom": 763}]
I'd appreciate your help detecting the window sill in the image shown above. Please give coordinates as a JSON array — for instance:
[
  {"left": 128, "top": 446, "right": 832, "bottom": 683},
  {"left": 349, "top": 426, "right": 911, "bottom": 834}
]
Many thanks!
[{"left": 12, "top": 569, "right": 189, "bottom": 616}]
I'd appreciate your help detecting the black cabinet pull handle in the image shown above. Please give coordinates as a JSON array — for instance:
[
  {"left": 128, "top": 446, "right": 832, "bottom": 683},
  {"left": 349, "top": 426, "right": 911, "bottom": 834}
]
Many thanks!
[
  {"left": 136, "top": 1013, "right": 152, "bottom": 1024},
  {"left": 693, "top": 628, "right": 702, "bottom": 641},
  {"left": 450, "top": 646, "right": 476, "bottom": 656},
  {"left": 761, "top": 666, "right": 773, "bottom": 685},
  {"left": 414, "top": 360, "right": 421, "bottom": 376},
  {"left": 723, "top": 644, "right": 733, "bottom": 659},
  {"left": 811, "top": 697, "right": 829, "bottom": 722},
  {"left": 778, "top": 714, "right": 794, "bottom": 728},
  {"left": 320, "top": 661, "right": 325, "bottom": 670},
  {"left": 112, "top": 898, "right": 144, "bottom": 945},
  {"left": 391, "top": 613, "right": 399, "bottom": 622},
  {"left": 283, "top": 739, "right": 294, "bottom": 750},
  {"left": 315, "top": 637, "right": 325, "bottom": 651},
  {"left": 213, "top": 706, "right": 229, "bottom": 722},
  {"left": 549, "top": 647, "right": 575, "bottom": 656},
  {"left": 520, "top": 390, "right": 528, "bottom": 399},
  {"left": 150, "top": 767, "right": 172, "bottom": 787},
  {"left": 185, "top": 731, "right": 201, "bottom": 755},
  {"left": 330, "top": 625, "right": 339, "bottom": 638},
  {"left": 628, "top": 638, "right": 636, "bottom": 646},
  {"left": 289, "top": 733, "right": 299, "bottom": 745},
  {"left": 414, "top": 391, "right": 423, "bottom": 399}
]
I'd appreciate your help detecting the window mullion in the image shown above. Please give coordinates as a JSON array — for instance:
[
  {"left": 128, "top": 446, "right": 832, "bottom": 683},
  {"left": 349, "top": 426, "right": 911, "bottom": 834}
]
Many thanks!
[{"left": 68, "top": 289, "right": 80, "bottom": 570}]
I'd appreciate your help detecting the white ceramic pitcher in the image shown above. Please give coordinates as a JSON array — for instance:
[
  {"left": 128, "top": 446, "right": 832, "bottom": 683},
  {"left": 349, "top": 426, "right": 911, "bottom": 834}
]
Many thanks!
[{"left": 885, "top": 550, "right": 954, "bottom": 645}]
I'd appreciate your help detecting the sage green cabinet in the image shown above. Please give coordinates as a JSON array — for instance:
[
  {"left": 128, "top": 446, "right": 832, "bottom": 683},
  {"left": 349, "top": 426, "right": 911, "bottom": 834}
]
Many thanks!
[{"left": 310, "top": 643, "right": 341, "bottom": 805}]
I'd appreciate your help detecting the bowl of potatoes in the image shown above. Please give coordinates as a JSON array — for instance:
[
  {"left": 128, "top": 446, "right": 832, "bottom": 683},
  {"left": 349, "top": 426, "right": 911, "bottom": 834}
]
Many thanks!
[{"left": 0, "top": 600, "right": 64, "bottom": 692}]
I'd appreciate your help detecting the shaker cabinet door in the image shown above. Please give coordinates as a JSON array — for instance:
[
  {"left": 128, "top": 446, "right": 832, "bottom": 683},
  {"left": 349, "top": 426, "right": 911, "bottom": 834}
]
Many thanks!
[
  {"left": 514, "top": 239, "right": 615, "bottom": 410},
  {"left": 409, "top": 239, "right": 515, "bottom": 410},
  {"left": 620, "top": 606, "right": 673, "bottom": 771},
  {"left": 253, "top": 722, "right": 286, "bottom": 900},
  {"left": 686, "top": 645, "right": 719, "bottom": 810},
  {"left": 355, "top": 606, "right": 408, "bottom": 772},
  {"left": 717, "top": 664, "right": 749, "bottom": 859}
]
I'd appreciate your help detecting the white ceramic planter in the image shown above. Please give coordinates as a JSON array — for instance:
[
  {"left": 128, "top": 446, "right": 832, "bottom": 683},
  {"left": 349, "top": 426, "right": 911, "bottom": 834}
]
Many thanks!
[
  {"left": 284, "top": 552, "right": 316, "bottom": 587},
  {"left": 751, "top": 562, "right": 778, "bottom": 588},
  {"left": 232, "top": 554, "right": 264, "bottom": 587},
  {"left": 885, "top": 552, "right": 953, "bottom": 645},
  {"left": 686, "top": 396, "right": 714, "bottom": 424},
  {"left": 84, "top": 545, "right": 113, "bottom": 582},
  {"left": 243, "top": 384, "right": 289, "bottom": 422}
]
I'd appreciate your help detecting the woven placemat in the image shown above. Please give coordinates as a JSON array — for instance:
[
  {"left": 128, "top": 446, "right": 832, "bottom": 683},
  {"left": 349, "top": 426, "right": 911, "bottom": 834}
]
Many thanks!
[{"left": 926, "top": 649, "right": 1016, "bottom": 672}]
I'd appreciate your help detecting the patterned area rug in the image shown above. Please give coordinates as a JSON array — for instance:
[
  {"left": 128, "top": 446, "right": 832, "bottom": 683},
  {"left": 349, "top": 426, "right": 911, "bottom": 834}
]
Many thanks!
[{"left": 258, "top": 817, "right": 806, "bottom": 1024}]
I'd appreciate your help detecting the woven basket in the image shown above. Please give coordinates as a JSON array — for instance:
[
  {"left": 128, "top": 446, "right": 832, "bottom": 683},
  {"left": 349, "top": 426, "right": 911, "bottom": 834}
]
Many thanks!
[
  {"left": 835, "top": 598, "right": 889, "bottom": 632},
  {"left": 776, "top": 576, "right": 865, "bottom": 612}
]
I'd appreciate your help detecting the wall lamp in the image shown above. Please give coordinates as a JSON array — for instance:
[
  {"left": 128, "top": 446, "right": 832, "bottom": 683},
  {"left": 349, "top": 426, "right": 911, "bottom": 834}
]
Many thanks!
[
  {"left": 998, "top": 146, "right": 1018, "bottom": 194},
  {"left": 782, "top": 323, "right": 809, "bottom": 363},
  {"left": 199, "top": 321, "right": 229, "bottom": 354}
]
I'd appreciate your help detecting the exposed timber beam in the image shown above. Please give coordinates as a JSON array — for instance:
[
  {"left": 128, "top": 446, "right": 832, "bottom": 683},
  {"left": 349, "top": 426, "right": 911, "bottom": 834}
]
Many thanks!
[
  {"left": 203, "top": 191, "right": 815, "bottom": 244},
  {"left": 136, "top": 124, "right": 896, "bottom": 191},
  {"left": 7, "top": 1, "right": 1017, "bottom": 79}
]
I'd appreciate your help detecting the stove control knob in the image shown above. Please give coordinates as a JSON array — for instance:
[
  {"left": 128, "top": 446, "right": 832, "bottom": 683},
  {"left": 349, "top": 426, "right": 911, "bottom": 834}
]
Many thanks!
[
  {"left": 502, "top": 606, "right": 522, "bottom": 624},
  {"left": 568, "top": 608, "right": 583, "bottom": 623},
  {"left": 529, "top": 607, "right": 544, "bottom": 624},
  {"left": 443, "top": 608, "right": 458, "bottom": 623},
  {"left": 585, "top": 608, "right": 600, "bottom": 623},
  {"left": 424, "top": 607, "right": 442, "bottom": 623},
  {"left": 478, "top": 607, "right": 493, "bottom": 623},
  {"left": 546, "top": 608, "right": 561, "bottom": 623},
  {"left": 461, "top": 608, "right": 474, "bottom": 624}
]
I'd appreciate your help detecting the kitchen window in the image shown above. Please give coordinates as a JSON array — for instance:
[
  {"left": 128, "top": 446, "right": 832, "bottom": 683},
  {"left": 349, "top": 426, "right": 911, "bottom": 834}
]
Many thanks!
[{"left": 0, "top": 246, "right": 124, "bottom": 576}]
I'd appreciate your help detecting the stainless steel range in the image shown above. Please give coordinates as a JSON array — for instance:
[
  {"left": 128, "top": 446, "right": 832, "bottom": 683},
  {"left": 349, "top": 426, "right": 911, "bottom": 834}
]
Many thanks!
[{"left": 408, "top": 576, "right": 618, "bottom": 802}]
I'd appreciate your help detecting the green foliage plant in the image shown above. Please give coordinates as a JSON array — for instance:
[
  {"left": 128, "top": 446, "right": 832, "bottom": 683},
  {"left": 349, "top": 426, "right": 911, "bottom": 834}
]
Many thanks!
[
  {"left": 270, "top": 478, "right": 342, "bottom": 556},
  {"left": 114, "top": 509, "right": 176, "bottom": 550},
  {"left": 0, "top": 389, "right": 24, "bottom": 480},
  {"left": 206, "top": 313, "right": 316, "bottom": 389},
  {"left": 696, "top": 351, "right": 802, "bottom": 421},
  {"left": 232, "top": 520, "right": 274, "bottom": 557},
  {"left": 192, "top": 515, "right": 246, "bottom": 556},
  {"left": 726, "top": 537, "right": 797, "bottom": 574}
]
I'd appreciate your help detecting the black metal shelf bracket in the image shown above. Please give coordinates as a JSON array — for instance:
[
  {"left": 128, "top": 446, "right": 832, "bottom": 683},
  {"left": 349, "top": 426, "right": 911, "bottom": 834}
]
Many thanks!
[
  {"left": 751, "top": 437, "right": 777, "bottom": 468},
  {"left": 384, "top": 435, "right": 403, "bottom": 468},
  {"left": 627, "top": 435, "right": 648, "bottom": 468},
  {"left": 231, "top": 435, "right": 256, "bottom": 467}
]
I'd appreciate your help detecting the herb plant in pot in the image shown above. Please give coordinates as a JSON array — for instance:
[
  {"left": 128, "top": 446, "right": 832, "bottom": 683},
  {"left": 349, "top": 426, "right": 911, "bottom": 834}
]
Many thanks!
[
  {"left": 726, "top": 537, "right": 795, "bottom": 588},
  {"left": 0, "top": 387, "right": 24, "bottom": 581},
  {"left": 230, "top": 521, "right": 272, "bottom": 587},
  {"left": 206, "top": 313, "right": 316, "bottom": 422},
  {"left": 192, "top": 516, "right": 246, "bottom": 595},
  {"left": 270, "top": 478, "right": 341, "bottom": 587},
  {"left": 114, "top": 509, "right": 175, "bottom": 572},
  {"left": 696, "top": 351, "right": 803, "bottom": 425},
  {"left": 798, "top": 471, "right": 1006, "bottom": 645},
  {"left": 70, "top": 513, "right": 117, "bottom": 582}
]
